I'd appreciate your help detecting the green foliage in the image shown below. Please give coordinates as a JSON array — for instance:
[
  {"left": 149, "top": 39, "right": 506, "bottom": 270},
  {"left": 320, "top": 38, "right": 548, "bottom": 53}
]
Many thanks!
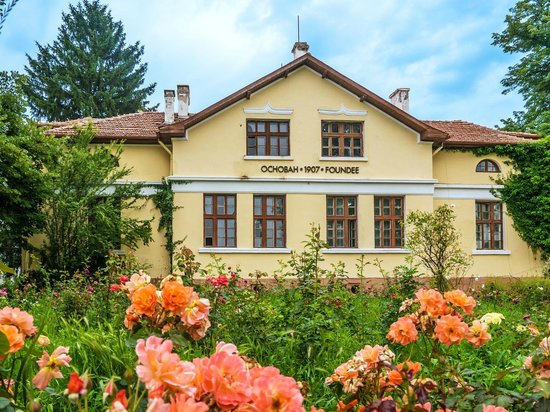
[
  {"left": 278, "top": 223, "right": 330, "bottom": 297},
  {"left": 152, "top": 179, "right": 181, "bottom": 267},
  {"left": 0, "top": 71, "right": 56, "bottom": 268},
  {"left": 39, "top": 124, "right": 152, "bottom": 275},
  {"left": 0, "top": 0, "right": 18, "bottom": 35},
  {"left": 406, "top": 205, "right": 472, "bottom": 291},
  {"left": 492, "top": 137, "right": 550, "bottom": 265},
  {"left": 492, "top": 0, "right": 550, "bottom": 135},
  {"left": 23, "top": 0, "right": 156, "bottom": 121}
]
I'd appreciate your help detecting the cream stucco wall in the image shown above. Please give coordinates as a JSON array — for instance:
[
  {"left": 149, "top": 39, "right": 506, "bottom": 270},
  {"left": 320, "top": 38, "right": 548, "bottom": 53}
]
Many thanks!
[
  {"left": 433, "top": 198, "right": 541, "bottom": 278},
  {"left": 123, "top": 198, "right": 170, "bottom": 275},
  {"left": 119, "top": 145, "right": 170, "bottom": 182},
  {"left": 173, "top": 67, "right": 433, "bottom": 180},
  {"left": 173, "top": 192, "right": 437, "bottom": 276},
  {"left": 433, "top": 150, "right": 510, "bottom": 184}
]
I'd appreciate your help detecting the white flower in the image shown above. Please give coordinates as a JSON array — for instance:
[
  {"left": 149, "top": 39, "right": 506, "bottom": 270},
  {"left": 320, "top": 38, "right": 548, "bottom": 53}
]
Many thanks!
[{"left": 480, "top": 312, "right": 505, "bottom": 325}]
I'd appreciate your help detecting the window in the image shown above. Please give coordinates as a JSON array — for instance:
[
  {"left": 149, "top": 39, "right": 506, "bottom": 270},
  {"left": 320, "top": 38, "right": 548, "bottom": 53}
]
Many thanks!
[
  {"left": 321, "top": 121, "right": 363, "bottom": 157},
  {"left": 374, "top": 197, "right": 404, "bottom": 248},
  {"left": 476, "top": 159, "right": 500, "bottom": 173},
  {"left": 476, "top": 201, "right": 503, "bottom": 250},
  {"left": 326, "top": 196, "right": 357, "bottom": 248},
  {"left": 254, "top": 195, "right": 285, "bottom": 248},
  {"left": 204, "top": 194, "right": 236, "bottom": 247},
  {"left": 247, "top": 120, "right": 289, "bottom": 156}
]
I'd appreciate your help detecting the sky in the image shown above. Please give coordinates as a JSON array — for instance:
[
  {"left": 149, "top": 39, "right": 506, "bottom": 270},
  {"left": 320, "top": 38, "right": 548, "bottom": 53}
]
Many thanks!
[{"left": 0, "top": 0, "right": 525, "bottom": 128}]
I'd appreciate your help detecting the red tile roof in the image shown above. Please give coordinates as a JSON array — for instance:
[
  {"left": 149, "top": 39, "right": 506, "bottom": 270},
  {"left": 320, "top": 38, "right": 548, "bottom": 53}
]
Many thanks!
[
  {"left": 42, "top": 112, "right": 172, "bottom": 144},
  {"left": 424, "top": 120, "right": 540, "bottom": 147},
  {"left": 43, "top": 114, "right": 540, "bottom": 148}
]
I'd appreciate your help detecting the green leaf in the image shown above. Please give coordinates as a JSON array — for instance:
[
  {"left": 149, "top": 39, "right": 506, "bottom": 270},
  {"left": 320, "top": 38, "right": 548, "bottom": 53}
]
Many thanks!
[
  {"left": 0, "top": 332, "right": 9, "bottom": 356},
  {"left": 0, "top": 261, "right": 15, "bottom": 275}
]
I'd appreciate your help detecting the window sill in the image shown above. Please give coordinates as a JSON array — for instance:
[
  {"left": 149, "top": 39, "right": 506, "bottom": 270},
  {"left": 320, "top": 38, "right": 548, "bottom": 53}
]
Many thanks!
[
  {"left": 198, "top": 247, "right": 291, "bottom": 254},
  {"left": 323, "top": 248, "right": 410, "bottom": 254},
  {"left": 243, "top": 156, "right": 294, "bottom": 161},
  {"left": 319, "top": 157, "right": 368, "bottom": 162},
  {"left": 471, "top": 249, "right": 511, "bottom": 255}
]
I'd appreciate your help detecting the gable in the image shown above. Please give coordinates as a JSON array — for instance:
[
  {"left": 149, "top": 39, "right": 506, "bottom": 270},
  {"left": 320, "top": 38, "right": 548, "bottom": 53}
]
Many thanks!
[
  {"left": 159, "top": 54, "right": 448, "bottom": 144},
  {"left": 171, "top": 66, "right": 434, "bottom": 180}
]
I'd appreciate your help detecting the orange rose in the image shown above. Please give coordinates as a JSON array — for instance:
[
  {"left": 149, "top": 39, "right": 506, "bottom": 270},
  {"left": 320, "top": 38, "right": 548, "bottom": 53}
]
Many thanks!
[
  {"left": 161, "top": 281, "right": 192, "bottom": 313},
  {"left": 0, "top": 324, "right": 25, "bottom": 358},
  {"left": 416, "top": 289, "right": 447, "bottom": 316},
  {"left": 435, "top": 315, "right": 468, "bottom": 346},
  {"left": 466, "top": 320, "right": 491, "bottom": 347},
  {"left": 387, "top": 369, "right": 403, "bottom": 386},
  {"left": 387, "top": 317, "right": 418, "bottom": 346},
  {"left": 444, "top": 290, "right": 476, "bottom": 315},
  {"left": 397, "top": 361, "right": 422, "bottom": 376},
  {"left": 131, "top": 284, "right": 158, "bottom": 317}
]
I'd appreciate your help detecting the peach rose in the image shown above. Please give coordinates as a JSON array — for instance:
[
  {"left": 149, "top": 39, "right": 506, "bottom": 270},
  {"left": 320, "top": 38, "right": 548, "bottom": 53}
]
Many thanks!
[
  {"left": 0, "top": 324, "right": 25, "bottom": 357},
  {"left": 466, "top": 320, "right": 491, "bottom": 348},
  {"left": 387, "top": 316, "right": 418, "bottom": 346},
  {"left": 161, "top": 281, "right": 192, "bottom": 313},
  {"left": 131, "top": 284, "right": 158, "bottom": 317},
  {"left": 444, "top": 290, "right": 476, "bottom": 315},
  {"left": 435, "top": 315, "right": 468, "bottom": 346}
]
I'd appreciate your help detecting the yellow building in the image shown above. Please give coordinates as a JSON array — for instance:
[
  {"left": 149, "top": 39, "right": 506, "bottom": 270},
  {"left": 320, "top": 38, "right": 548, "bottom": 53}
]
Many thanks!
[{"left": 47, "top": 44, "right": 542, "bottom": 280}]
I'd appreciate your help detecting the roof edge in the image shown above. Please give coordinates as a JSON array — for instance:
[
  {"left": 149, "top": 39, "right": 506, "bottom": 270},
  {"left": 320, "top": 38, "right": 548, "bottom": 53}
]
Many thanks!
[{"left": 158, "top": 54, "right": 448, "bottom": 143}]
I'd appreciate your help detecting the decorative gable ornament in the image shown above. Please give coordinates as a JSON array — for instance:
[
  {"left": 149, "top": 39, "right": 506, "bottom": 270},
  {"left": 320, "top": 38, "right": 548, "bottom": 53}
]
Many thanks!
[
  {"left": 243, "top": 103, "right": 294, "bottom": 115},
  {"left": 318, "top": 104, "right": 367, "bottom": 116}
]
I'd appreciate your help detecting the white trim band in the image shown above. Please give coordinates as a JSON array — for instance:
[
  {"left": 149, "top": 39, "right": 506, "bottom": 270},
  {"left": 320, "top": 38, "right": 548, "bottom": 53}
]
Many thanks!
[
  {"left": 434, "top": 184, "right": 502, "bottom": 200},
  {"left": 320, "top": 157, "right": 368, "bottom": 162},
  {"left": 243, "top": 156, "right": 294, "bottom": 161},
  {"left": 323, "top": 248, "right": 411, "bottom": 254},
  {"left": 471, "top": 249, "right": 511, "bottom": 255},
  {"left": 169, "top": 177, "right": 437, "bottom": 195},
  {"left": 198, "top": 247, "right": 292, "bottom": 254}
]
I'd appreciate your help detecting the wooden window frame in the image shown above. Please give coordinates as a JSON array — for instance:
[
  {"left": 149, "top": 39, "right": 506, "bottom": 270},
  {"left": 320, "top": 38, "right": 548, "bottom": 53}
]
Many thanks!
[
  {"left": 321, "top": 121, "right": 363, "bottom": 157},
  {"left": 246, "top": 120, "right": 290, "bottom": 156},
  {"left": 475, "top": 201, "right": 503, "bottom": 250},
  {"left": 253, "top": 195, "right": 286, "bottom": 248},
  {"left": 326, "top": 196, "right": 357, "bottom": 248},
  {"left": 476, "top": 159, "right": 500, "bottom": 173},
  {"left": 374, "top": 196, "right": 404, "bottom": 248},
  {"left": 204, "top": 194, "right": 236, "bottom": 247}
]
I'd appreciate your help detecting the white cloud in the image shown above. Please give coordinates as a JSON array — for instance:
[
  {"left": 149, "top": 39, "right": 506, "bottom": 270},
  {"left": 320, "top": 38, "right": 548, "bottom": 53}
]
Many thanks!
[{"left": 0, "top": 0, "right": 522, "bottom": 126}]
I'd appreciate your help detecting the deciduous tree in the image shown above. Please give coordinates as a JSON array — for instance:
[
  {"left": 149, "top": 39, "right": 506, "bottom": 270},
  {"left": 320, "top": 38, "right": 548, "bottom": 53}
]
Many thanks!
[
  {"left": 24, "top": 0, "right": 156, "bottom": 121},
  {"left": 406, "top": 205, "right": 471, "bottom": 292},
  {"left": 39, "top": 125, "right": 153, "bottom": 275},
  {"left": 492, "top": 139, "right": 550, "bottom": 270},
  {"left": 492, "top": 0, "right": 550, "bottom": 135}
]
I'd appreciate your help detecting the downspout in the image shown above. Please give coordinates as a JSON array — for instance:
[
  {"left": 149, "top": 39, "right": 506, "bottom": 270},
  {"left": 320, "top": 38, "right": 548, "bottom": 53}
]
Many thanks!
[
  {"left": 432, "top": 143, "right": 444, "bottom": 157},
  {"left": 157, "top": 138, "right": 173, "bottom": 176}
]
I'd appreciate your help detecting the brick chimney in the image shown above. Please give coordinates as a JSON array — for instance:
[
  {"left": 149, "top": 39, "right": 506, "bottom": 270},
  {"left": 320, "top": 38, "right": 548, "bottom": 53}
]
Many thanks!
[
  {"left": 291, "top": 41, "right": 309, "bottom": 59},
  {"left": 177, "top": 85, "right": 190, "bottom": 118},
  {"left": 164, "top": 90, "right": 175, "bottom": 123},
  {"left": 389, "top": 88, "right": 410, "bottom": 112}
]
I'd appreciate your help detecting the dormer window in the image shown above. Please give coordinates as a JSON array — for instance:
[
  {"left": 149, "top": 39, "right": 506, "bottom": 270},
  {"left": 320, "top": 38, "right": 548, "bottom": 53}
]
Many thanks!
[
  {"left": 247, "top": 120, "right": 289, "bottom": 156},
  {"left": 476, "top": 159, "right": 500, "bottom": 173}
]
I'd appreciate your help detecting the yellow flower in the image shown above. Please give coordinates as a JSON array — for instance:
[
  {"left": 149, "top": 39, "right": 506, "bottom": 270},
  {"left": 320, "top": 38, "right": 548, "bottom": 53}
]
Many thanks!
[{"left": 480, "top": 312, "right": 505, "bottom": 325}]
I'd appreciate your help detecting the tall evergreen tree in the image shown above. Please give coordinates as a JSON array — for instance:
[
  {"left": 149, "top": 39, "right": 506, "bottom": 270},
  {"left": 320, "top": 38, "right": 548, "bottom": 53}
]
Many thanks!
[
  {"left": 492, "top": 0, "right": 550, "bottom": 135},
  {"left": 0, "top": 0, "right": 19, "bottom": 35},
  {"left": 24, "top": 0, "right": 156, "bottom": 121}
]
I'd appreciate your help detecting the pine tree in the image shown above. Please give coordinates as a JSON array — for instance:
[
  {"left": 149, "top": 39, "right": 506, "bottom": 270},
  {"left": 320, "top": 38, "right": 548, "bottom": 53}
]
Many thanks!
[{"left": 24, "top": 0, "right": 156, "bottom": 121}]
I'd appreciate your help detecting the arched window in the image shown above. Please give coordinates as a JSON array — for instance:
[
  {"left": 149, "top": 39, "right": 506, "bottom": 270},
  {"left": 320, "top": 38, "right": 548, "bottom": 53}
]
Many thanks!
[{"left": 476, "top": 159, "right": 500, "bottom": 173}]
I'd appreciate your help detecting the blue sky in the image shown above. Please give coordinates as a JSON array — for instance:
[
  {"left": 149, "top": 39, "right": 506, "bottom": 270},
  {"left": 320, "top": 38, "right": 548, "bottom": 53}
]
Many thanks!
[{"left": 0, "top": 0, "right": 524, "bottom": 127}]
